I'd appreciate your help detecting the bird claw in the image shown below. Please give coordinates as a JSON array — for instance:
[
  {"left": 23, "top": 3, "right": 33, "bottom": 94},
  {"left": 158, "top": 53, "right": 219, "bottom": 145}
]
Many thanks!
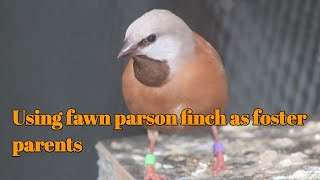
[
  {"left": 144, "top": 165, "right": 168, "bottom": 180},
  {"left": 210, "top": 152, "right": 227, "bottom": 176},
  {"left": 144, "top": 173, "right": 168, "bottom": 180}
]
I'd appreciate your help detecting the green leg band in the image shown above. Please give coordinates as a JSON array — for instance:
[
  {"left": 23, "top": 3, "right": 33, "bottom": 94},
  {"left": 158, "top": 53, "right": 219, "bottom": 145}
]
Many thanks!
[{"left": 144, "top": 154, "right": 156, "bottom": 168}]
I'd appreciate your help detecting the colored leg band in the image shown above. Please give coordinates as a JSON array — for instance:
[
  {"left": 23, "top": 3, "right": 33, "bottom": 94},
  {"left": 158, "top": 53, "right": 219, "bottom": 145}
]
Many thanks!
[
  {"left": 214, "top": 141, "right": 224, "bottom": 156},
  {"left": 144, "top": 154, "right": 156, "bottom": 168}
]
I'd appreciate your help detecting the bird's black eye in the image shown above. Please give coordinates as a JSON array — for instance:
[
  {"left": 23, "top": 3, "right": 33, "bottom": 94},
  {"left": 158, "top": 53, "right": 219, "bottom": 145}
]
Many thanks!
[{"left": 147, "top": 34, "right": 156, "bottom": 42}]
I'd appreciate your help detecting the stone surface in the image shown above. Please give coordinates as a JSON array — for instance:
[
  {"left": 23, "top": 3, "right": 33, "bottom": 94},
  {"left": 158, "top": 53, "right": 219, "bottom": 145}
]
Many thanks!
[{"left": 96, "top": 121, "right": 320, "bottom": 180}]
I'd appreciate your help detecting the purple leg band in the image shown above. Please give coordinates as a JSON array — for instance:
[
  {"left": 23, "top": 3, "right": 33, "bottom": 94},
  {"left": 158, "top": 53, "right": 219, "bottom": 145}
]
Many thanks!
[{"left": 213, "top": 141, "right": 224, "bottom": 156}]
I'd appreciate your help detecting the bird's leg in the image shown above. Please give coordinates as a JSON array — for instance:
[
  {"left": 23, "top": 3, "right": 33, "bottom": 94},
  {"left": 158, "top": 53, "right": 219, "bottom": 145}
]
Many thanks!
[
  {"left": 144, "top": 129, "right": 167, "bottom": 180},
  {"left": 210, "top": 126, "right": 227, "bottom": 175}
]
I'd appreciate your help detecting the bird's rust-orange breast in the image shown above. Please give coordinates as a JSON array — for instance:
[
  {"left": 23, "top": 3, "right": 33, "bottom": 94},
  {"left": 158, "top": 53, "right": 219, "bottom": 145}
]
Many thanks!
[{"left": 122, "top": 32, "right": 228, "bottom": 132}]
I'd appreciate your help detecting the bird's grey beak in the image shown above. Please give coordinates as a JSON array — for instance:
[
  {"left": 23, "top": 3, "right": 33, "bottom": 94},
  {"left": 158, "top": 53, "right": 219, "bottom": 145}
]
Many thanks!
[{"left": 117, "top": 40, "right": 137, "bottom": 58}]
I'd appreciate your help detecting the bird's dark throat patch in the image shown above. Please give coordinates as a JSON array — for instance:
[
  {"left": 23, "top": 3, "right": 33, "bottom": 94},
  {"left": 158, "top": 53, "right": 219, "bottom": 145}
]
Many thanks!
[{"left": 132, "top": 55, "right": 170, "bottom": 87}]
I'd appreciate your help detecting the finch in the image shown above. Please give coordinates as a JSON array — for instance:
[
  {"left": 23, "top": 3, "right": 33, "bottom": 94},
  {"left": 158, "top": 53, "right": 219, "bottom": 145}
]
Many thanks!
[{"left": 118, "top": 9, "right": 228, "bottom": 179}]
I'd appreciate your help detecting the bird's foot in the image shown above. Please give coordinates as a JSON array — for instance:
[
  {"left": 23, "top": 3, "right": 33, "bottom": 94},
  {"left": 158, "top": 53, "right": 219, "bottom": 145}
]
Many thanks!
[
  {"left": 210, "top": 152, "right": 227, "bottom": 176},
  {"left": 144, "top": 165, "right": 167, "bottom": 180}
]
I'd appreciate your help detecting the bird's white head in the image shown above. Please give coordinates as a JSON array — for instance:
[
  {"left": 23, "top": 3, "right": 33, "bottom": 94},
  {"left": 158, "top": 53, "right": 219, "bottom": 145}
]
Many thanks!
[{"left": 118, "top": 9, "right": 195, "bottom": 70}]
